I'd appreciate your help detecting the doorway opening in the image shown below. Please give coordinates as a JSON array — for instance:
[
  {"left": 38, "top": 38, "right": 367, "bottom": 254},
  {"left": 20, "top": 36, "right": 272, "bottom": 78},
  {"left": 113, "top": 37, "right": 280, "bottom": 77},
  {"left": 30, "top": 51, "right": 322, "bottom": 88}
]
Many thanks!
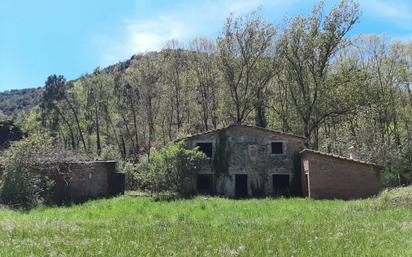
[
  {"left": 197, "top": 174, "right": 213, "bottom": 194},
  {"left": 272, "top": 174, "right": 290, "bottom": 195},
  {"left": 235, "top": 174, "right": 248, "bottom": 198}
]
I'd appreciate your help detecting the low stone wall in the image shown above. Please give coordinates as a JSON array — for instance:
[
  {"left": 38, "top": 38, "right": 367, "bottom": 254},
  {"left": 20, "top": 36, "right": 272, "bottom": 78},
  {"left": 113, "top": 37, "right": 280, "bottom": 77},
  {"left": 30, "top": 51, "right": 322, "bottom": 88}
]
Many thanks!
[{"left": 301, "top": 150, "right": 382, "bottom": 200}]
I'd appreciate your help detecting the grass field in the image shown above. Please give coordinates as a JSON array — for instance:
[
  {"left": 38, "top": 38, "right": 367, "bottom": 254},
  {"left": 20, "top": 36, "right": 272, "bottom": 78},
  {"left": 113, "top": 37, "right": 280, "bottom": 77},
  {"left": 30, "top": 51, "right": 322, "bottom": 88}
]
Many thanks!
[{"left": 0, "top": 188, "right": 411, "bottom": 257}]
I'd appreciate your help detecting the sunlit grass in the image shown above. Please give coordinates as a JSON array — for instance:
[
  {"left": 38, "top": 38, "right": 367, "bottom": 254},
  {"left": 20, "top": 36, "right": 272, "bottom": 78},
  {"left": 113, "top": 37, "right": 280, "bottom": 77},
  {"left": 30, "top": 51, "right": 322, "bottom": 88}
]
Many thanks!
[{"left": 0, "top": 188, "right": 411, "bottom": 256}]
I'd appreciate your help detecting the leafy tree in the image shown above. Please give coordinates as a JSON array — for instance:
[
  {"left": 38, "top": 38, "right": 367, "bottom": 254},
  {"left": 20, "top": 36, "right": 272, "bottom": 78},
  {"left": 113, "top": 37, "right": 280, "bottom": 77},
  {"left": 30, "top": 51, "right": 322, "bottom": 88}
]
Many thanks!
[
  {"left": 276, "top": 0, "right": 360, "bottom": 148},
  {"left": 127, "top": 54, "right": 162, "bottom": 158},
  {"left": 189, "top": 37, "right": 221, "bottom": 130},
  {"left": 41, "top": 75, "right": 76, "bottom": 148},
  {"left": 217, "top": 11, "right": 276, "bottom": 126}
]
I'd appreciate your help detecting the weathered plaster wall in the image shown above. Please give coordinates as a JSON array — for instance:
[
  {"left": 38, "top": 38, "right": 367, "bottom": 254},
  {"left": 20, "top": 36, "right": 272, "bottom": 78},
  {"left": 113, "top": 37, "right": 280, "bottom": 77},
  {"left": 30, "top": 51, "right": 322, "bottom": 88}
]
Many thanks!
[
  {"left": 186, "top": 126, "right": 305, "bottom": 197},
  {"left": 301, "top": 151, "right": 381, "bottom": 199}
]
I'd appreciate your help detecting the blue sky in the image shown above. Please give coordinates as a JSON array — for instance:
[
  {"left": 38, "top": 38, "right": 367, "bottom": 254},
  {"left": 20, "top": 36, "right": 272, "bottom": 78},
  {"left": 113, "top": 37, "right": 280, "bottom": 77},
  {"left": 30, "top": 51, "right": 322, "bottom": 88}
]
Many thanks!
[{"left": 1, "top": 0, "right": 412, "bottom": 91}]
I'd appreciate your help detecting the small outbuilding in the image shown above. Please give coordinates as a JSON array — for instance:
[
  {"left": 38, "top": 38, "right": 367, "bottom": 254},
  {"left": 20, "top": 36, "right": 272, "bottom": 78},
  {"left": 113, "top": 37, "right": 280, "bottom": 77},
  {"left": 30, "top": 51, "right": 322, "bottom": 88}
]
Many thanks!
[
  {"left": 300, "top": 149, "right": 382, "bottom": 199},
  {"left": 180, "top": 124, "right": 382, "bottom": 199},
  {"left": 42, "top": 161, "right": 125, "bottom": 204}
]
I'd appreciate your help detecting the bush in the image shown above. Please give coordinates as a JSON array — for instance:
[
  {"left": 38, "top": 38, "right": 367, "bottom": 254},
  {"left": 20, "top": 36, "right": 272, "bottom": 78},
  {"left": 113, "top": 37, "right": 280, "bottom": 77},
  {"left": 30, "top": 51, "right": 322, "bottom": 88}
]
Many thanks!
[
  {"left": 382, "top": 149, "right": 412, "bottom": 188},
  {"left": 0, "top": 134, "right": 86, "bottom": 209},
  {"left": 100, "top": 144, "right": 122, "bottom": 161},
  {"left": 0, "top": 135, "right": 53, "bottom": 208},
  {"left": 119, "top": 160, "right": 142, "bottom": 191},
  {"left": 137, "top": 142, "right": 207, "bottom": 197}
]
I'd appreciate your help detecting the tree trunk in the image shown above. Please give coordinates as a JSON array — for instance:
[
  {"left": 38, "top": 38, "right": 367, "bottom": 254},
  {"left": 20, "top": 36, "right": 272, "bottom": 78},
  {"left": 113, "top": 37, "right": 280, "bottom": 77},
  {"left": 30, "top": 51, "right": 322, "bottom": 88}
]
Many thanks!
[
  {"left": 94, "top": 100, "right": 101, "bottom": 156},
  {"left": 255, "top": 106, "right": 267, "bottom": 128},
  {"left": 65, "top": 96, "right": 87, "bottom": 152},
  {"left": 129, "top": 96, "right": 140, "bottom": 155},
  {"left": 56, "top": 107, "right": 75, "bottom": 149}
]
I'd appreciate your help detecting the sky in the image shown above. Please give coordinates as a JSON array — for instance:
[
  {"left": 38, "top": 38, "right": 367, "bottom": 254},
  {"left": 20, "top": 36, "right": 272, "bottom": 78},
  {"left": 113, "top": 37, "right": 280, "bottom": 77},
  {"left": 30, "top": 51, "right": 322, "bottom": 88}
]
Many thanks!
[{"left": 1, "top": 0, "right": 412, "bottom": 92}]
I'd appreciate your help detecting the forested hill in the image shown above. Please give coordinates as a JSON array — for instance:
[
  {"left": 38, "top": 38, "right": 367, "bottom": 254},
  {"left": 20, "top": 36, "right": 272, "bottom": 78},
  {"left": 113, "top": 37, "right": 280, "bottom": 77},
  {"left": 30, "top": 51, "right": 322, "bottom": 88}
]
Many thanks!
[
  {"left": 0, "top": 88, "right": 43, "bottom": 115},
  {"left": 0, "top": 54, "right": 143, "bottom": 116}
]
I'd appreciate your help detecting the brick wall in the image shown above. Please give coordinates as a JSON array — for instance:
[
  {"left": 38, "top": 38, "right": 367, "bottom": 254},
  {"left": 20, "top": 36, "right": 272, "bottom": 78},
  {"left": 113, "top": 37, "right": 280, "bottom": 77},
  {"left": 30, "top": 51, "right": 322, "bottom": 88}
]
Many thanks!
[{"left": 301, "top": 151, "right": 382, "bottom": 200}]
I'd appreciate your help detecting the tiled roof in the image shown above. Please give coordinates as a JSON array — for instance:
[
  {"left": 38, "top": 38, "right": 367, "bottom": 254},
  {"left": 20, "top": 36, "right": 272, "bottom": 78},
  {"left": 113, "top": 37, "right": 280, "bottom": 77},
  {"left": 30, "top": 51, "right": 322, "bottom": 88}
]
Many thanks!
[
  {"left": 300, "top": 149, "right": 383, "bottom": 169},
  {"left": 175, "top": 124, "right": 306, "bottom": 142}
]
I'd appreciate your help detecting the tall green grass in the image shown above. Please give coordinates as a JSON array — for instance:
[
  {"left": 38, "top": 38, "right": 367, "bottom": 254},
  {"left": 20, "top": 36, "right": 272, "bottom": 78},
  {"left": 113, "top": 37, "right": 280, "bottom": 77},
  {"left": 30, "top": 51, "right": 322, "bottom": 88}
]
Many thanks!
[{"left": 0, "top": 187, "right": 411, "bottom": 256}]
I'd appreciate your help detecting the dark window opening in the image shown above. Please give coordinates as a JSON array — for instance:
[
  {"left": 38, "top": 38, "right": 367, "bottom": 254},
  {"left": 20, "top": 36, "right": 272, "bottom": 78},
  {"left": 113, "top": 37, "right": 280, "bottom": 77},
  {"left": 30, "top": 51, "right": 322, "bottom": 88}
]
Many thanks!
[
  {"left": 272, "top": 174, "right": 290, "bottom": 195},
  {"left": 271, "top": 142, "right": 283, "bottom": 154},
  {"left": 196, "top": 142, "right": 213, "bottom": 157},
  {"left": 235, "top": 174, "right": 248, "bottom": 198},
  {"left": 197, "top": 174, "right": 212, "bottom": 193}
]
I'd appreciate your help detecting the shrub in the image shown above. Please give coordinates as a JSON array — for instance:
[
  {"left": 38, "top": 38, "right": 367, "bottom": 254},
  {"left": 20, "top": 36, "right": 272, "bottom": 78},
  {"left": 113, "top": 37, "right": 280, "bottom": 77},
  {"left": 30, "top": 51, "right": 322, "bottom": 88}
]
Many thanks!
[
  {"left": 382, "top": 154, "right": 412, "bottom": 188},
  {"left": 0, "top": 134, "right": 86, "bottom": 209},
  {"left": 138, "top": 142, "right": 207, "bottom": 197},
  {"left": 119, "top": 160, "right": 142, "bottom": 191},
  {"left": 100, "top": 145, "right": 122, "bottom": 161}
]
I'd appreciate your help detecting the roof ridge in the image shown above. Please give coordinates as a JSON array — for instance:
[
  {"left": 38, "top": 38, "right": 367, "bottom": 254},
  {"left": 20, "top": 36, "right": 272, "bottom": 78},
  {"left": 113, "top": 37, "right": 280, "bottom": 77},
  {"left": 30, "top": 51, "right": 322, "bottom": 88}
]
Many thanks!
[{"left": 175, "top": 124, "right": 306, "bottom": 142}]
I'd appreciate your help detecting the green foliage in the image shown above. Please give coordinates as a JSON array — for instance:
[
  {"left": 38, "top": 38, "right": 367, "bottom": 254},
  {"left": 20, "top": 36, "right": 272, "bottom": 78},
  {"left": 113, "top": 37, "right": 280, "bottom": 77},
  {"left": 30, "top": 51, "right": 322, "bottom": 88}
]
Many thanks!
[
  {"left": 137, "top": 142, "right": 207, "bottom": 196},
  {"left": 382, "top": 151, "right": 412, "bottom": 187},
  {"left": 0, "top": 120, "right": 24, "bottom": 150},
  {"left": 0, "top": 135, "right": 55, "bottom": 209},
  {"left": 100, "top": 145, "right": 122, "bottom": 161},
  {"left": 212, "top": 131, "right": 231, "bottom": 177},
  {"left": 117, "top": 160, "right": 142, "bottom": 191},
  {"left": 0, "top": 88, "right": 43, "bottom": 116},
  {"left": 0, "top": 134, "right": 87, "bottom": 209}
]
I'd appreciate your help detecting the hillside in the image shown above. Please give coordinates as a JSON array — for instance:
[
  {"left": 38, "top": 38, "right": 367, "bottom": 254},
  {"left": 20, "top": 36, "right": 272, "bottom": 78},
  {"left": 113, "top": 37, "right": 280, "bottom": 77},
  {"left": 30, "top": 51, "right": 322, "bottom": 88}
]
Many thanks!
[
  {"left": 0, "top": 53, "right": 146, "bottom": 116},
  {"left": 0, "top": 88, "right": 43, "bottom": 116},
  {"left": 0, "top": 188, "right": 411, "bottom": 256}
]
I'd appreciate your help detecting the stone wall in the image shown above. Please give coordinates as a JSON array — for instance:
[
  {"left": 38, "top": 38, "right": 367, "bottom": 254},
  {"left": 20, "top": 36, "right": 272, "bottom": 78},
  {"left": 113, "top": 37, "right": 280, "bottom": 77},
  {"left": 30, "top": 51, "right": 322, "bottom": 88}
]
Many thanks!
[
  {"left": 44, "top": 161, "right": 124, "bottom": 203},
  {"left": 185, "top": 125, "right": 305, "bottom": 197},
  {"left": 301, "top": 150, "right": 382, "bottom": 199}
]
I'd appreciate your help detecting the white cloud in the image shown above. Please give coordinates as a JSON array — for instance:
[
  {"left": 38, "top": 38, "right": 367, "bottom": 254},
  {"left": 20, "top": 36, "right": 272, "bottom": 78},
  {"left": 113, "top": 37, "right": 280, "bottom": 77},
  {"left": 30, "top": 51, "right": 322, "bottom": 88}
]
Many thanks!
[
  {"left": 95, "top": 0, "right": 412, "bottom": 66},
  {"left": 359, "top": 0, "right": 412, "bottom": 27},
  {"left": 225, "top": 0, "right": 300, "bottom": 13},
  {"left": 98, "top": 16, "right": 187, "bottom": 65},
  {"left": 125, "top": 16, "right": 186, "bottom": 51},
  {"left": 96, "top": 0, "right": 300, "bottom": 66}
]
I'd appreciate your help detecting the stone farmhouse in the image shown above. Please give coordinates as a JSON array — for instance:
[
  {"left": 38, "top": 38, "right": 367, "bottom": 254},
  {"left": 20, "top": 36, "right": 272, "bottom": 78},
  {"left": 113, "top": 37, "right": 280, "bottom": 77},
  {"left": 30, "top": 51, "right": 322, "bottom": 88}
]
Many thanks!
[{"left": 181, "top": 125, "right": 382, "bottom": 199}]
